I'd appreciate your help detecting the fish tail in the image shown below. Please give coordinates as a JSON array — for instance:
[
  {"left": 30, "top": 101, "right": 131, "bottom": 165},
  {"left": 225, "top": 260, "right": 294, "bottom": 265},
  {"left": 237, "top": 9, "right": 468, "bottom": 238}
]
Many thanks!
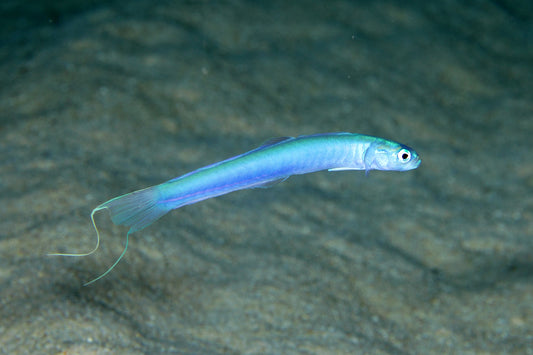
[
  {"left": 99, "top": 185, "right": 169, "bottom": 233},
  {"left": 77, "top": 186, "right": 170, "bottom": 286},
  {"left": 48, "top": 186, "right": 170, "bottom": 286}
]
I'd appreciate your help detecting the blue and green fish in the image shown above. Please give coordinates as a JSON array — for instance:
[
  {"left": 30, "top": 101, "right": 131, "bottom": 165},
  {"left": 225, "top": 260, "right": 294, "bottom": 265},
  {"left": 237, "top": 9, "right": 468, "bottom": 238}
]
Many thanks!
[{"left": 54, "top": 132, "right": 421, "bottom": 284}]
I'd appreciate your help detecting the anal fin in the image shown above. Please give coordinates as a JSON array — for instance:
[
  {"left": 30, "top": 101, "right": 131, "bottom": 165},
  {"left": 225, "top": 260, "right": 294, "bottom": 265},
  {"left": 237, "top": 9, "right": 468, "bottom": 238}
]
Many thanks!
[{"left": 253, "top": 176, "right": 290, "bottom": 189}]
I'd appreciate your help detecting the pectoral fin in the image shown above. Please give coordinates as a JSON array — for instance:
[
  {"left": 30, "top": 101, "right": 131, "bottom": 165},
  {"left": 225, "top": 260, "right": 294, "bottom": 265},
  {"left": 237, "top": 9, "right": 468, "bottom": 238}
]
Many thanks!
[{"left": 328, "top": 167, "right": 361, "bottom": 172}]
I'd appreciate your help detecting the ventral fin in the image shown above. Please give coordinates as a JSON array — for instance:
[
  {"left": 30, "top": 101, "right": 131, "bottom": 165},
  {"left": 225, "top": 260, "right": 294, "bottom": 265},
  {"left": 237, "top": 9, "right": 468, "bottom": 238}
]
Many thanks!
[{"left": 253, "top": 176, "right": 290, "bottom": 189}]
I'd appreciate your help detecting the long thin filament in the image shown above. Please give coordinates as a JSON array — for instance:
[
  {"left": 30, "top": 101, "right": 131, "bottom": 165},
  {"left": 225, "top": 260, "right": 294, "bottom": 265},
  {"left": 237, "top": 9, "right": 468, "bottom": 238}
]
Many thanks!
[
  {"left": 48, "top": 206, "right": 130, "bottom": 286},
  {"left": 48, "top": 207, "right": 106, "bottom": 258}
]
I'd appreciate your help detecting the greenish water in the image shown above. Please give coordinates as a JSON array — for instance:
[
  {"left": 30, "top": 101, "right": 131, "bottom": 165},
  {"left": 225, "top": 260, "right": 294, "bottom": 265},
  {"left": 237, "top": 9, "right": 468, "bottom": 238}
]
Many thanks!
[{"left": 0, "top": 1, "right": 531, "bottom": 354}]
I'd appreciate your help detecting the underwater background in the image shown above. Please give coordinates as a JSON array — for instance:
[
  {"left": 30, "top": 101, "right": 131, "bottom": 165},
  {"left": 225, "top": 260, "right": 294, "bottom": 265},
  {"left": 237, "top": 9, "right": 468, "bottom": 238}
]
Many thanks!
[{"left": 1, "top": 0, "right": 532, "bottom": 354}]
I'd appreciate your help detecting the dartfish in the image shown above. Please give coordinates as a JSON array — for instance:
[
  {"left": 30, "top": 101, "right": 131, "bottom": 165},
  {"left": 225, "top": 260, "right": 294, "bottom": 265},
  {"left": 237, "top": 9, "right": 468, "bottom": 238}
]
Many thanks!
[{"left": 54, "top": 132, "right": 421, "bottom": 284}]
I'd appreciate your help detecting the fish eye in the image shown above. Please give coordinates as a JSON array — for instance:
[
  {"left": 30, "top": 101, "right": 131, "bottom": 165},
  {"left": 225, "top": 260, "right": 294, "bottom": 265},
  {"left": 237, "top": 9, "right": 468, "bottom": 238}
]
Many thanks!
[{"left": 397, "top": 149, "right": 411, "bottom": 162}]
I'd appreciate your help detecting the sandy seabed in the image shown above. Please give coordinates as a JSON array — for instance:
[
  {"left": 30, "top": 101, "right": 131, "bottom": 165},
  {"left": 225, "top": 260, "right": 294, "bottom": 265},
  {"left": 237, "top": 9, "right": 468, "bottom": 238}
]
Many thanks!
[{"left": 1, "top": 1, "right": 532, "bottom": 354}]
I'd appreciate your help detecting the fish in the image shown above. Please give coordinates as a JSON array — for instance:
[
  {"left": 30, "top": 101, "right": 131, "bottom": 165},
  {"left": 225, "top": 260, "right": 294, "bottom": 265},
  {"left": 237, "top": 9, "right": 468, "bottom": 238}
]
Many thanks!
[{"left": 52, "top": 132, "right": 421, "bottom": 285}]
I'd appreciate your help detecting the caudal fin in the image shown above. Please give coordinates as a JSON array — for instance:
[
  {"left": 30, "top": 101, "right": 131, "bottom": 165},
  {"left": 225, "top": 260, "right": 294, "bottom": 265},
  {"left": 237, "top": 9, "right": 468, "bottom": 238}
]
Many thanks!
[
  {"left": 100, "top": 185, "right": 169, "bottom": 233},
  {"left": 50, "top": 185, "right": 171, "bottom": 286},
  {"left": 78, "top": 186, "right": 170, "bottom": 285}
]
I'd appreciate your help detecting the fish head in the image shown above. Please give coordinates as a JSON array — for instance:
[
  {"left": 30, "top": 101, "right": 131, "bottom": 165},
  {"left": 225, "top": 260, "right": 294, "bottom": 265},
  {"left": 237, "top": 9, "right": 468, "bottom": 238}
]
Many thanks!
[{"left": 365, "top": 141, "right": 421, "bottom": 172}]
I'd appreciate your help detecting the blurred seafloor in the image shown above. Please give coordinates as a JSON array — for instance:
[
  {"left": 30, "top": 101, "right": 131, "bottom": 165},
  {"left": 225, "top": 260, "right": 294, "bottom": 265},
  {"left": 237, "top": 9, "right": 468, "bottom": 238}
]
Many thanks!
[{"left": 0, "top": 0, "right": 532, "bottom": 354}]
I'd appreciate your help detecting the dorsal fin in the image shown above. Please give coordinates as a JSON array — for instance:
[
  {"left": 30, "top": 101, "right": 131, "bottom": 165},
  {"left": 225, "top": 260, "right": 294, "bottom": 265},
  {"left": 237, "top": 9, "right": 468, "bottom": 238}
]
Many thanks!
[
  {"left": 169, "top": 136, "right": 295, "bottom": 183},
  {"left": 258, "top": 136, "right": 294, "bottom": 148}
]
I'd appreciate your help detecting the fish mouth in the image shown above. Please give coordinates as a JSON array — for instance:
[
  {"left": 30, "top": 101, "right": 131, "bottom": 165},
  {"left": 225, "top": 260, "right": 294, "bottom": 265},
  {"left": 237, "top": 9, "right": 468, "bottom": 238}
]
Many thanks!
[{"left": 411, "top": 156, "right": 421, "bottom": 168}]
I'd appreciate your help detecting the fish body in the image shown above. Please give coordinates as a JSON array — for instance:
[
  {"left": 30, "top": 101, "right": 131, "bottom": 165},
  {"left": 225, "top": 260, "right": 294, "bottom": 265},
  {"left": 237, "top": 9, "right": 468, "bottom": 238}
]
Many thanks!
[
  {"left": 104, "top": 133, "right": 420, "bottom": 233},
  {"left": 56, "top": 132, "right": 420, "bottom": 285}
]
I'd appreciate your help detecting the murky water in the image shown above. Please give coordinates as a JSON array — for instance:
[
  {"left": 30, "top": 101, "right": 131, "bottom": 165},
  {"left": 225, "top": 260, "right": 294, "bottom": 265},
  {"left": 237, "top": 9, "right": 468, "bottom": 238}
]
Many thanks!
[{"left": 1, "top": 1, "right": 531, "bottom": 354}]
